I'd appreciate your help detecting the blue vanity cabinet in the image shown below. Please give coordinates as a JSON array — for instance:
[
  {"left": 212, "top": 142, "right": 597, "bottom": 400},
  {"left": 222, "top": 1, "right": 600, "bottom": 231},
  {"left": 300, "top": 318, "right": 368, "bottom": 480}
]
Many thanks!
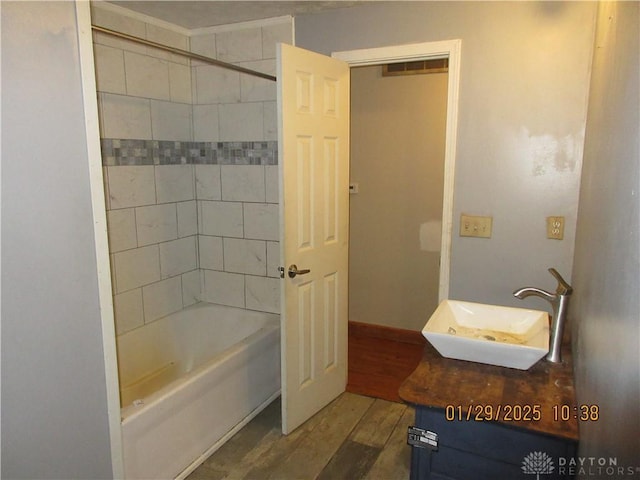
[
  {"left": 409, "top": 406, "right": 578, "bottom": 479},
  {"left": 399, "top": 345, "right": 579, "bottom": 480}
]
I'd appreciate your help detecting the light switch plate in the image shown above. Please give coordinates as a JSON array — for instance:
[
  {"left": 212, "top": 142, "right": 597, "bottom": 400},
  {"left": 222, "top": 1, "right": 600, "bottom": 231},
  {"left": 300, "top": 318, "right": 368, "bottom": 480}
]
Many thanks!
[{"left": 460, "top": 214, "right": 492, "bottom": 238}]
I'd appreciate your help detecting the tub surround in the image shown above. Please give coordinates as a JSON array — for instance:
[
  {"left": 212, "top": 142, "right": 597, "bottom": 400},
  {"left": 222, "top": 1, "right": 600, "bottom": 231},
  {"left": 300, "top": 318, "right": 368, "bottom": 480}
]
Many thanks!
[
  {"left": 92, "top": 2, "right": 293, "bottom": 337},
  {"left": 92, "top": 3, "right": 288, "bottom": 145},
  {"left": 93, "top": 10, "right": 290, "bottom": 477},
  {"left": 104, "top": 147, "right": 280, "bottom": 335}
]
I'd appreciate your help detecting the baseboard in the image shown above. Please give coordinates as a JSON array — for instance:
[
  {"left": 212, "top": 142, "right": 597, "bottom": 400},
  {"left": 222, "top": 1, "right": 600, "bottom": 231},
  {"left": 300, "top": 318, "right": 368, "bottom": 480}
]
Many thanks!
[{"left": 348, "top": 321, "right": 426, "bottom": 346}]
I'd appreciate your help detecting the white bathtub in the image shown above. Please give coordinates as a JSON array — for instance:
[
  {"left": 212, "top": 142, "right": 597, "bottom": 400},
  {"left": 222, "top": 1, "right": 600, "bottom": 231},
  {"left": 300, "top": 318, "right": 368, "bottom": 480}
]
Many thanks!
[{"left": 116, "top": 302, "right": 280, "bottom": 479}]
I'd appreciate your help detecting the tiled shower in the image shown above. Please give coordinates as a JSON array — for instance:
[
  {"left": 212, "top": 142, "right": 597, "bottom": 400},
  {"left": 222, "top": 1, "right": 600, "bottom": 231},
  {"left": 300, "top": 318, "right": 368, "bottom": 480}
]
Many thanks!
[{"left": 92, "top": 3, "right": 291, "bottom": 338}]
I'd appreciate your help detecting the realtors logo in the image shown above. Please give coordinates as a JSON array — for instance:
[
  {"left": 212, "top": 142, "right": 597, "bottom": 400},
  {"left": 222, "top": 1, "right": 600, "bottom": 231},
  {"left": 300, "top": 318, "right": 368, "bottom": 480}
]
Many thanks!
[
  {"left": 522, "top": 451, "right": 555, "bottom": 479},
  {"left": 522, "top": 452, "right": 640, "bottom": 477}
]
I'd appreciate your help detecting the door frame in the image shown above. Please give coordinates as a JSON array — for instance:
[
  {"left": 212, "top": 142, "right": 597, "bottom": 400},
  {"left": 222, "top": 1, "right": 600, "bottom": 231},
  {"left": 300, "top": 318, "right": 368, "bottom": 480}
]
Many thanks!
[
  {"left": 75, "top": 1, "right": 125, "bottom": 476},
  {"left": 332, "top": 40, "right": 461, "bottom": 302}
]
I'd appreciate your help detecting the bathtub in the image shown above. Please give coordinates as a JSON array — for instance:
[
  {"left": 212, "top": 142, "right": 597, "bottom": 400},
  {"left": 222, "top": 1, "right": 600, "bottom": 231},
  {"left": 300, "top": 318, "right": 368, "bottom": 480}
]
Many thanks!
[{"left": 116, "top": 302, "right": 280, "bottom": 479}]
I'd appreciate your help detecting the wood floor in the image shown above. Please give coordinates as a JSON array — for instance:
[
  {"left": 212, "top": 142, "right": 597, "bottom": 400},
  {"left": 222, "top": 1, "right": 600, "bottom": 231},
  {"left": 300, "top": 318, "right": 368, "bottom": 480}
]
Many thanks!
[
  {"left": 346, "top": 321, "right": 426, "bottom": 402},
  {"left": 187, "top": 323, "right": 424, "bottom": 480}
]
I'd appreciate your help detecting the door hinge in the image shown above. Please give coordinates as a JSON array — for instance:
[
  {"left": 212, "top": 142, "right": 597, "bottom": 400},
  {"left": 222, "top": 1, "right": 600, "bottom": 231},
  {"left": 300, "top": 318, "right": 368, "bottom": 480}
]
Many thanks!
[{"left": 407, "top": 426, "right": 438, "bottom": 450}]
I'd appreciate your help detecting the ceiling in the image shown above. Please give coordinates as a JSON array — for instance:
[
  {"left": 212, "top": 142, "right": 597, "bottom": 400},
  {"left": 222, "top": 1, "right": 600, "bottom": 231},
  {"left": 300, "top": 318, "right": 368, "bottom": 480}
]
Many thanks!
[{"left": 107, "top": 1, "right": 364, "bottom": 29}]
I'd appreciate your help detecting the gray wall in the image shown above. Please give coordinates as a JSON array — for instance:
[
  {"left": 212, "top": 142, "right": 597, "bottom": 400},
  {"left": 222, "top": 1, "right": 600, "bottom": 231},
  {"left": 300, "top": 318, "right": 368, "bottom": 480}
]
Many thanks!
[
  {"left": 296, "top": 1, "right": 597, "bottom": 310},
  {"left": 572, "top": 1, "right": 640, "bottom": 467},
  {"left": 349, "top": 66, "right": 448, "bottom": 329},
  {"left": 1, "top": 2, "right": 114, "bottom": 478}
]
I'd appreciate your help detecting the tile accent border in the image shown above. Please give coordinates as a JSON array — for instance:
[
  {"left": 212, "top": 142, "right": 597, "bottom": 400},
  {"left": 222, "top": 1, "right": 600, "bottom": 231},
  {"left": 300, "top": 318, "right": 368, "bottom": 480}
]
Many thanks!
[{"left": 101, "top": 139, "right": 278, "bottom": 166}]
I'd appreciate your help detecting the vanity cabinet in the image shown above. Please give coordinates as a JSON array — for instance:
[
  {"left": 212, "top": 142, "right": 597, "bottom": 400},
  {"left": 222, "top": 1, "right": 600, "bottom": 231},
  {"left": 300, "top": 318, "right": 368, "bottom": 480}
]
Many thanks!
[{"left": 399, "top": 344, "right": 579, "bottom": 480}]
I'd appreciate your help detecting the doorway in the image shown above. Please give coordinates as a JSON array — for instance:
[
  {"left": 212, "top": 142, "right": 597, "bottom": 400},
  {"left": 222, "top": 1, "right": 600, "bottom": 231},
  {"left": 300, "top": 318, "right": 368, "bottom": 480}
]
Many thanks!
[
  {"left": 349, "top": 63, "right": 448, "bottom": 331},
  {"left": 335, "top": 41, "right": 460, "bottom": 402},
  {"left": 334, "top": 40, "right": 462, "bottom": 308}
]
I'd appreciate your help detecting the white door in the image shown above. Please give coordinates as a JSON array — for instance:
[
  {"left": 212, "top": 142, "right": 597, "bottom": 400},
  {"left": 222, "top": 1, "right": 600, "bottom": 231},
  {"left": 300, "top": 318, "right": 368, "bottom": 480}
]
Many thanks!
[{"left": 277, "top": 43, "right": 350, "bottom": 434}]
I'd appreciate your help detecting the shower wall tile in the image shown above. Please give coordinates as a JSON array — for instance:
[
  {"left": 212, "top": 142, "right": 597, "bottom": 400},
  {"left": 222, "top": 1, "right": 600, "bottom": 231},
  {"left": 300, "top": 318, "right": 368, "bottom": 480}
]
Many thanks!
[
  {"left": 266, "top": 241, "right": 281, "bottom": 278},
  {"left": 145, "top": 24, "right": 190, "bottom": 66},
  {"left": 190, "top": 33, "right": 216, "bottom": 64},
  {"left": 244, "top": 203, "right": 279, "bottom": 241},
  {"left": 101, "top": 139, "right": 150, "bottom": 167},
  {"left": 151, "top": 100, "right": 193, "bottom": 141},
  {"left": 219, "top": 142, "right": 276, "bottom": 165},
  {"left": 143, "top": 276, "right": 184, "bottom": 323},
  {"left": 155, "top": 165, "right": 194, "bottom": 203},
  {"left": 91, "top": 6, "right": 147, "bottom": 54},
  {"left": 101, "top": 94, "right": 152, "bottom": 140},
  {"left": 135, "top": 203, "right": 178, "bottom": 246},
  {"left": 103, "top": 157, "right": 283, "bottom": 314},
  {"left": 100, "top": 140, "right": 277, "bottom": 167},
  {"left": 263, "top": 101, "right": 278, "bottom": 141},
  {"left": 195, "top": 165, "right": 222, "bottom": 200},
  {"left": 124, "top": 51, "right": 171, "bottom": 100},
  {"left": 107, "top": 208, "right": 138, "bottom": 253},
  {"left": 113, "top": 288, "right": 144, "bottom": 335},
  {"left": 94, "top": 44, "right": 126, "bottom": 95},
  {"left": 199, "top": 236, "right": 224, "bottom": 270},
  {"left": 93, "top": 29, "right": 147, "bottom": 57},
  {"left": 169, "top": 62, "right": 193, "bottom": 104},
  {"left": 262, "top": 22, "right": 293, "bottom": 59},
  {"left": 93, "top": 2, "right": 193, "bottom": 148},
  {"left": 198, "top": 201, "right": 244, "bottom": 237},
  {"left": 107, "top": 165, "right": 156, "bottom": 209},
  {"left": 114, "top": 244, "right": 161, "bottom": 293},
  {"left": 154, "top": 140, "right": 188, "bottom": 165},
  {"left": 182, "top": 270, "right": 201, "bottom": 306},
  {"left": 194, "top": 66, "right": 241, "bottom": 104},
  {"left": 246, "top": 276, "right": 280, "bottom": 314},
  {"left": 94, "top": 5, "right": 291, "bottom": 324},
  {"left": 239, "top": 60, "right": 277, "bottom": 102},
  {"left": 221, "top": 165, "right": 265, "bottom": 201},
  {"left": 223, "top": 238, "right": 266, "bottom": 275},
  {"left": 216, "top": 27, "right": 262, "bottom": 63},
  {"left": 159, "top": 237, "right": 197, "bottom": 279},
  {"left": 177, "top": 200, "right": 198, "bottom": 237},
  {"left": 189, "top": 17, "right": 291, "bottom": 145},
  {"left": 265, "top": 165, "right": 279, "bottom": 203},
  {"left": 193, "top": 105, "right": 220, "bottom": 142},
  {"left": 202, "top": 270, "right": 245, "bottom": 308},
  {"left": 219, "top": 102, "right": 264, "bottom": 142}
]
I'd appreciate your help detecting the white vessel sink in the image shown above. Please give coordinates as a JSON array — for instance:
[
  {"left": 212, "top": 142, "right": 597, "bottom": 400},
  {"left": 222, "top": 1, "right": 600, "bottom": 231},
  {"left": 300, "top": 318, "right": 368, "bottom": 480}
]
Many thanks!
[{"left": 422, "top": 300, "right": 549, "bottom": 370}]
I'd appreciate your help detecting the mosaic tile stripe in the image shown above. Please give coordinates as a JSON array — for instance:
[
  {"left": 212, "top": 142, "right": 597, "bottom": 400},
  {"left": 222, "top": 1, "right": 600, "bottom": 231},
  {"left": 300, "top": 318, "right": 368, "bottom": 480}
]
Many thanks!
[{"left": 100, "top": 139, "right": 278, "bottom": 166}]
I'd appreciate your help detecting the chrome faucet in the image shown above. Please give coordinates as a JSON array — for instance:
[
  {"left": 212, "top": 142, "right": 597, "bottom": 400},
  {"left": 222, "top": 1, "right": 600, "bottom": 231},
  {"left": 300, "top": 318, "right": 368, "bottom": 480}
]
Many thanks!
[{"left": 513, "top": 268, "right": 573, "bottom": 363}]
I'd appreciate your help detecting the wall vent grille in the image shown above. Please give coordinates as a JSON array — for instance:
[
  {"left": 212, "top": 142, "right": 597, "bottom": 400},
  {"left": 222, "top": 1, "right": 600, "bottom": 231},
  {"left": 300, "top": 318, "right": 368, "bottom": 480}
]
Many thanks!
[{"left": 382, "top": 58, "right": 449, "bottom": 77}]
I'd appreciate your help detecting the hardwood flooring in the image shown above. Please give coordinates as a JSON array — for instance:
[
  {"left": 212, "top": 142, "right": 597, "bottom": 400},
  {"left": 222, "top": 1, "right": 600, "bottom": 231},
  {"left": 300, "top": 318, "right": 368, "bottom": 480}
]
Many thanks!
[
  {"left": 186, "top": 323, "right": 424, "bottom": 480},
  {"left": 346, "top": 321, "right": 426, "bottom": 403}
]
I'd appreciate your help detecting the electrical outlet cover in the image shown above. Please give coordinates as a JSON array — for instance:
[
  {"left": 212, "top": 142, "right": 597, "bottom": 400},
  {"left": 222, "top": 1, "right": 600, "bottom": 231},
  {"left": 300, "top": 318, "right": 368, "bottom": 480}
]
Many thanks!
[{"left": 546, "top": 216, "right": 564, "bottom": 240}]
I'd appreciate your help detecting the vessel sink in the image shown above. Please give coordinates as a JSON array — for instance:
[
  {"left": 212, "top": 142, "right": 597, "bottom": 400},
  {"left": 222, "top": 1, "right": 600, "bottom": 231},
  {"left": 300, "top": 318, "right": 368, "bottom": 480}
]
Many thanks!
[{"left": 422, "top": 300, "right": 549, "bottom": 370}]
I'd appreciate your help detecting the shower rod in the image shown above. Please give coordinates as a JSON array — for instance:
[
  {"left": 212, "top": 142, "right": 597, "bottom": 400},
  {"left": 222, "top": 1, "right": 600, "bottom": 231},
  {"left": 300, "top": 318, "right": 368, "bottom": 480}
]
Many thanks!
[{"left": 91, "top": 24, "right": 277, "bottom": 82}]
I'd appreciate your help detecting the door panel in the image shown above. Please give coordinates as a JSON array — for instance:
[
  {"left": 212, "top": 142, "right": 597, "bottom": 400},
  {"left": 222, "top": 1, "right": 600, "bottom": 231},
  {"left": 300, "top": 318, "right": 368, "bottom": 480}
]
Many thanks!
[{"left": 277, "top": 43, "right": 350, "bottom": 434}]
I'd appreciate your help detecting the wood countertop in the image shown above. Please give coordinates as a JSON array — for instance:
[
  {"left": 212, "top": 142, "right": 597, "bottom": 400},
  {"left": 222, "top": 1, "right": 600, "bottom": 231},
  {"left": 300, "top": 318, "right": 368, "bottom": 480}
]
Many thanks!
[{"left": 398, "top": 343, "right": 579, "bottom": 441}]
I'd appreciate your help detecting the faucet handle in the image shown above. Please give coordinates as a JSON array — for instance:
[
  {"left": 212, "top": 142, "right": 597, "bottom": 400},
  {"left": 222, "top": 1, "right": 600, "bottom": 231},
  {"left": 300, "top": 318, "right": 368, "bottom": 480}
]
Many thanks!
[{"left": 548, "top": 268, "right": 573, "bottom": 295}]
